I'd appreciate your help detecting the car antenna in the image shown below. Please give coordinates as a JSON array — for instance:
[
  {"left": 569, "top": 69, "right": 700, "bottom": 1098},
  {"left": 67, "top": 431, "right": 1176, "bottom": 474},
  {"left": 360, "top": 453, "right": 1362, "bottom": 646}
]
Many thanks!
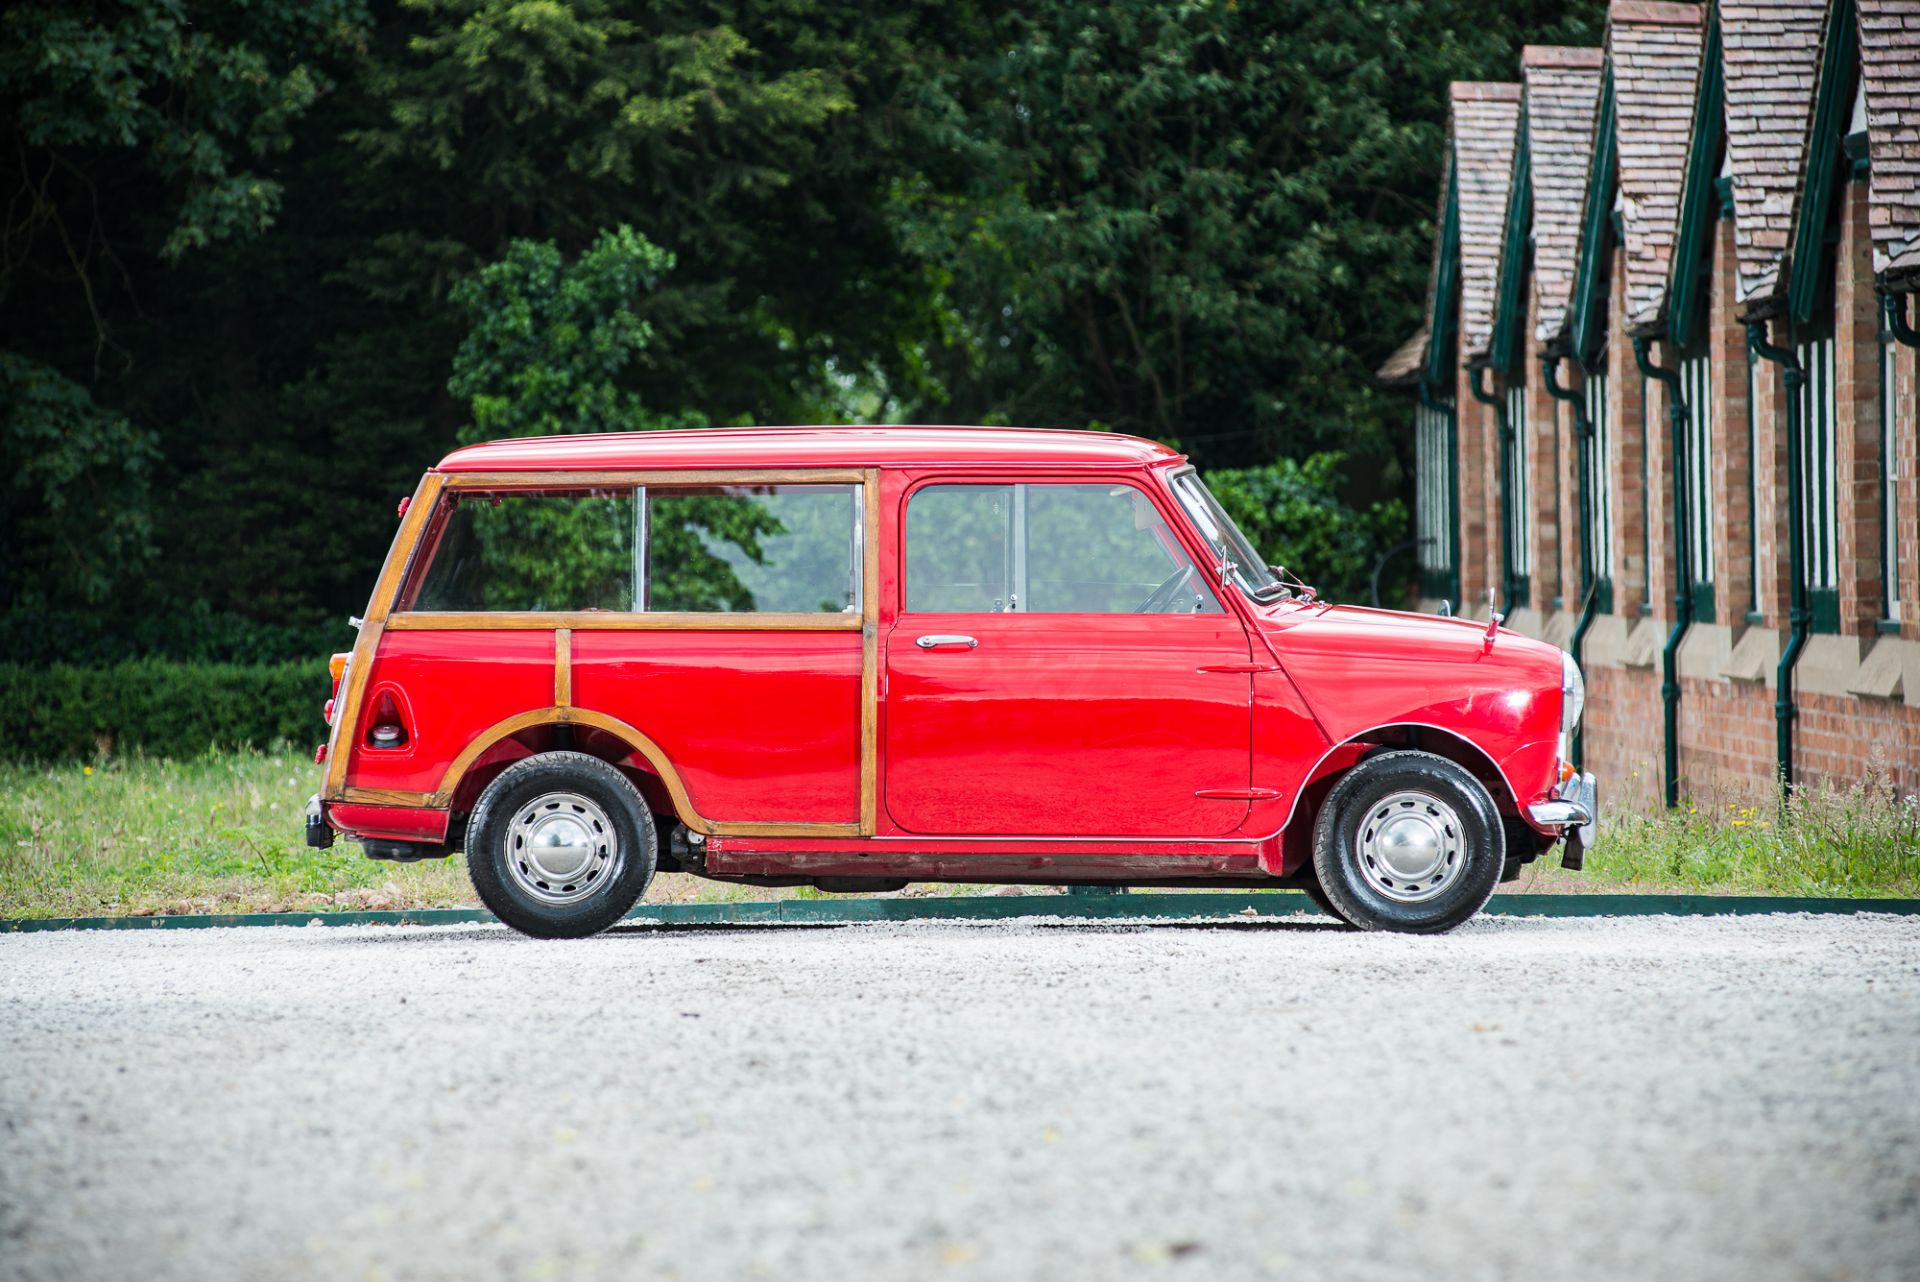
[{"left": 1484, "top": 588, "right": 1503, "bottom": 647}]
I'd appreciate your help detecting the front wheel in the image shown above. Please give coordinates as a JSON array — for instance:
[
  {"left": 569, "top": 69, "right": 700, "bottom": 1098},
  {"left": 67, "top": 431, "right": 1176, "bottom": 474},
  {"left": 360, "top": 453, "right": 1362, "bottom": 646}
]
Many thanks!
[
  {"left": 1310, "top": 750, "right": 1504, "bottom": 934},
  {"left": 466, "top": 751, "right": 657, "bottom": 939}
]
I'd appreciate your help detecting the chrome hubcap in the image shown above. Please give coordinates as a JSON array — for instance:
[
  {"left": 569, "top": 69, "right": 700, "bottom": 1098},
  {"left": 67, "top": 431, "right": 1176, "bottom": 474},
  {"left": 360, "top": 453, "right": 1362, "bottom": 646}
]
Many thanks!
[
  {"left": 1355, "top": 790, "right": 1464, "bottom": 903},
  {"left": 505, "top": 791, "right": 620, "bottom": 906}
]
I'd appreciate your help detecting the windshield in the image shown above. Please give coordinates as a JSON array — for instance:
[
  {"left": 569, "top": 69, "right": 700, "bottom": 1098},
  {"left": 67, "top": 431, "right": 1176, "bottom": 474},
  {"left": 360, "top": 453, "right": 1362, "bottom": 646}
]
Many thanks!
[{"left": 1168, "top": 470, "right": 1285, "bottom": 599}]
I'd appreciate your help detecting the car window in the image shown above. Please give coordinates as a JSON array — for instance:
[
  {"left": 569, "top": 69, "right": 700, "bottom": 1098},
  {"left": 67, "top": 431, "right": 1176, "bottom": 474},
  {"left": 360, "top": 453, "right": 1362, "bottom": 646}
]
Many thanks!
[
  {"left": 406, "top": 484, "right": 859, "bottom": 613},
  {"left": 411, "top": 489, "right": 637, "bottom": 612},
  {"left": 904, "top": 485, "right": 1014, "bottom": 613},
  {"left": 904, "top": 482, "right": 1220, "bottom": 614},
  {"left": 647, "top": 486, "right": 858, "bottom": 613}
]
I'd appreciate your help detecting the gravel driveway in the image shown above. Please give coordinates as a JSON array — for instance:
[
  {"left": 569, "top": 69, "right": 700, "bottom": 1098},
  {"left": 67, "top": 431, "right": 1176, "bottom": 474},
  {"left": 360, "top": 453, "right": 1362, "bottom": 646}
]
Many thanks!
[{"left": 3, "top": 912, "right": 1917, "bottom": 1282}]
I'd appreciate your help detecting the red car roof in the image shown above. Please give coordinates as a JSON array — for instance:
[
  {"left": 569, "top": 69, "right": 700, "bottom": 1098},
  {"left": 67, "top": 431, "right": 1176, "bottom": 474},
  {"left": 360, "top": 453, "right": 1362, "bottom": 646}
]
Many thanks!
[{"left": 436, "top": 425, "right": 1184, "bottom": 472}]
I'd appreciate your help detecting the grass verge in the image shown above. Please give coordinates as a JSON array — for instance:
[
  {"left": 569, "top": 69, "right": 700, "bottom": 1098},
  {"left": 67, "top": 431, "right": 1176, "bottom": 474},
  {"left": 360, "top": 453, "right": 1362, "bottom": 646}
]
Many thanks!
[{"left": 1, "top": 749, "right": 1914, "bottom": 919}]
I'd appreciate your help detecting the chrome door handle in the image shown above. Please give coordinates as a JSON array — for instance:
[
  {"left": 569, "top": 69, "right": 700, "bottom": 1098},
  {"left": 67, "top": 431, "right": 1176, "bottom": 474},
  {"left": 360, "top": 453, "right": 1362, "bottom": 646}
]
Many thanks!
[{"left": 915, "top": 634, "right": 978, "bottom": 649}]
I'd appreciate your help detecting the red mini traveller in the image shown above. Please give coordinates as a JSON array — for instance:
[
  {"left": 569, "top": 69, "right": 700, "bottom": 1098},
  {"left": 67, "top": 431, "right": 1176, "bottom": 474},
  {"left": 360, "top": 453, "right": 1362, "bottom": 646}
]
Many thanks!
[{"left": 306, "top": 427, "right": 1597, "bottom": 937}]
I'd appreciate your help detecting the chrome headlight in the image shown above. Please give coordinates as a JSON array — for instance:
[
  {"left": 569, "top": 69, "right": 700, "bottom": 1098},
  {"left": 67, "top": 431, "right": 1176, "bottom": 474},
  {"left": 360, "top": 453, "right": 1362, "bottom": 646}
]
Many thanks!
[{"left": 1560, "top": 651, "right": 1585, "bottom": 737}]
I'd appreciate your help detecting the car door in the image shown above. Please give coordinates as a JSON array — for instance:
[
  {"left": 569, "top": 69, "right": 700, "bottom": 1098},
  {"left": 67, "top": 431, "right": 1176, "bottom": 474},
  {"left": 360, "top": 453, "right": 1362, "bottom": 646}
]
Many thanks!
[{"left": 883, "top": 477, "right": 1254, "bottom": 837}]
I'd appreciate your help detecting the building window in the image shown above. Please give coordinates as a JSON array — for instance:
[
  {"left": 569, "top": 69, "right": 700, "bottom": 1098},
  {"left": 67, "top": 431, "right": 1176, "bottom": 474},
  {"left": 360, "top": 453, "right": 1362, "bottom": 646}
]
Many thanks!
[
  {"left": 1680, "top": 337, "right": 1716, "bottom": 622},
  {"left": 1416, "top": 396, "right": 1458, "bottom": 602},
  {"left": 1584, "top": 364, "right": 1614, "bottom": 613},
  {"left": 1882, "top": 321, "right": 1904, "bottom": 626},
  {"left": 1797, "top": 321, "right": 1840, "bottom": 632},
  {"left": 1505, "top": 378, "right": 1531, "bottom": 608}
]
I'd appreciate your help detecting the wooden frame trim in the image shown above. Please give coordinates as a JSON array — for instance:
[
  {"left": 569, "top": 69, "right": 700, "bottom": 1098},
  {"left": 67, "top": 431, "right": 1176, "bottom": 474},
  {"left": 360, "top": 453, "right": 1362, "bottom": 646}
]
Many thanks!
[
  {"left": 328, "top": 467, "right": 878, "bottom": 839},
  {"left": 339, "top": 787, "right": 437, "bottom": 807},
  {"left": 387, "top": 611, "right": 862, "bottom": 632},
  {"left": 432, "top": 707, "right": 861, "bottom": 838},
  {"left": 439, "top": 468, "right": 867, "bottom": 489},
  {"left": 860, "top": 468, "right": 881, "bottom": 834},
  {"left": 324, "top": 472, "right": 445, "bottom": 801}
]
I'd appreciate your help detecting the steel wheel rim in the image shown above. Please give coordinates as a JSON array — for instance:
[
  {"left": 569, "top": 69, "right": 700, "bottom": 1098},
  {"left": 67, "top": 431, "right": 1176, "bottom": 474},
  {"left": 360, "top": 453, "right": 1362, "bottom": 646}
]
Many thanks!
[
  {"left": 1355, "top": 789, "right": 1464, "bottom": 903},
  {"left": 504, "top": 790, "right": 621, "bottom": 907}
]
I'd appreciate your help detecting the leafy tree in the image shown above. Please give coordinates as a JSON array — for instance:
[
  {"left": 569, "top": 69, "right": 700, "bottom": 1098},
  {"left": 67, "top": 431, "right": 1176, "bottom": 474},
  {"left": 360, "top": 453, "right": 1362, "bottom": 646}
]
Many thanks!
[
  {"left": 449, "top": 224, "right": 684, "bottom": 442},
  {"left": 0, "top": 0, "right": 1604, "bottom": 654},
  {"left": 1205, "top": 456, "right": 1409, "bottom": 606},
  {"left": 0, "top": 0, "right": 371, "bottom": 615},
  {"left": 896, "top": 0, "right": 1604, "bottom": 480},
  {"left": 0, "top": 354, "right": 159, "bottom": 607},
  {"left": 348, "top": 0, "right": 947, "bottom": 424},
  {"left": 1, "top": 0, "right": 371, "bottom": 352}
]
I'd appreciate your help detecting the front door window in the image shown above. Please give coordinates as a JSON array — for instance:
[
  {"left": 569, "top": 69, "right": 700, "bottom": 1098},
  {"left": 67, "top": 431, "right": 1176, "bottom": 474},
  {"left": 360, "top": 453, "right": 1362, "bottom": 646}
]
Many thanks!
[{"left": 904, "top": 482, "right": 1220, "bottom": 615}]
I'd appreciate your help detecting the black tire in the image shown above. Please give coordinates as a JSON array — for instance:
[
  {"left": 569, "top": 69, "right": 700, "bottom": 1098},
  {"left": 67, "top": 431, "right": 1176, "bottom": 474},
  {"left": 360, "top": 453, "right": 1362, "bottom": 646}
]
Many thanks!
[
  {"left": 1310, "top": 750, "right": 1504, "bottom": 934},
  {"left": 1299, "top": 879, "right": 1350, "bottom": 924},
  {"left": 465, "top": 751, "right": 656, "bottom": 939}
]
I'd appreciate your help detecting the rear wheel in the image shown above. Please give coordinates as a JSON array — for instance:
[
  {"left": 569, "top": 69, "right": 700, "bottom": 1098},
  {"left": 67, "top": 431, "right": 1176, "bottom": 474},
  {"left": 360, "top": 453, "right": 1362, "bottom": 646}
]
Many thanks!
[
  {"left": 1310, "top": 750, "right": 1504, "bottom": 934},
  {"left": 466, "top": 751, "right": 656, "bottom": 939}
]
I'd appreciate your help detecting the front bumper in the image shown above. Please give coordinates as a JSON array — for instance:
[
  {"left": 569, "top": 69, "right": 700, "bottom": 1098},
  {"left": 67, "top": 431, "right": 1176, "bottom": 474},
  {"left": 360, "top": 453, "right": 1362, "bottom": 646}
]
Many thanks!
[{"left": 1526, "top": 771, "right": 1597, "bottom": 869}]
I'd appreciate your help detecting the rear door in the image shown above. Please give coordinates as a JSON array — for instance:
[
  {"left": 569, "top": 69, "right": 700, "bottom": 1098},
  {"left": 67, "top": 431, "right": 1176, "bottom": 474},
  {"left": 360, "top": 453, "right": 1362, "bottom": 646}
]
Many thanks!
[{"left": 883, "top": 478, "right": 1253, "bottom": 837}]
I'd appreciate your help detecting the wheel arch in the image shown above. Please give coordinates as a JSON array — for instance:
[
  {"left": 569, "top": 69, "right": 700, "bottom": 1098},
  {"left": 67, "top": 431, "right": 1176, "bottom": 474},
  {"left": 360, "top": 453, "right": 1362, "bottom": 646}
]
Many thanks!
[
  {"left": 436, "top": 708, "right": 710, "bottom": 833},
  {"left": 1282, "top": 723, "right": 1522, "bottom": 836}
]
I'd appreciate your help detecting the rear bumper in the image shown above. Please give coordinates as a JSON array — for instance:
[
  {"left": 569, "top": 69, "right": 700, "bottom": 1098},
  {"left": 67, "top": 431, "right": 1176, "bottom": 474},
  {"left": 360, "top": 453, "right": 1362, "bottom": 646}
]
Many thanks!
[
  {"left": 306, "top": 794, "right": 451, "bottom": 847},
  {"left": 304, "top": 794, "right": 334, "bottom": 849}
]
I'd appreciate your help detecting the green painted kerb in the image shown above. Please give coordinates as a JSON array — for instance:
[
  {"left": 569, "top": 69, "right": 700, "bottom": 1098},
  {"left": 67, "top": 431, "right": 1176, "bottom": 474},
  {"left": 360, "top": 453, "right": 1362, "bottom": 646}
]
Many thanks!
[{"left": 5, "top": 894, "right": 1918, "bottom": 932}]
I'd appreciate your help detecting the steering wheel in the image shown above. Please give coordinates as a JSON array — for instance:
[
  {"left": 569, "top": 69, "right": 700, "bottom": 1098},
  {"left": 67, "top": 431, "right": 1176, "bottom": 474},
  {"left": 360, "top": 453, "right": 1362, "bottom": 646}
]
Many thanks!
[{"left": 1135, "top": 564, "right": 1196, "bottom": 614}]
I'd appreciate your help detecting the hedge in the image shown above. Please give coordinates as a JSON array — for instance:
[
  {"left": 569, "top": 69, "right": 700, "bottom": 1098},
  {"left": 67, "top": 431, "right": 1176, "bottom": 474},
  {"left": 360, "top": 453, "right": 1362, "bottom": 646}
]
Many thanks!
[
  {"left": 0, "top": 606, "right": 352, "bottom": 667},
  {"left": 0, "top": 660, "right": 328, "bottom": 761}
]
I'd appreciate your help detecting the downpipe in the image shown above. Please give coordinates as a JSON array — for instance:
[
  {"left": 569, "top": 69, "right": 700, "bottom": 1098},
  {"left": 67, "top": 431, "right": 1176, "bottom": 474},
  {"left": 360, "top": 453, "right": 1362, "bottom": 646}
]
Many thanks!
[
  {"left": 1886, "top": 288, "right": 1920, "bottom": 350},
  {"left": 1632, "top": 336, "right": 1691, "bottom": 809},
  {"left": 1468, "top": 362, "right": 1516, "bottom": 615},
  {"left": 1746, "top": 319, "right": 1808, "bottom": 789},
  {"left": 1542, "top": 353, "right": 1594, "bottom": 766}
]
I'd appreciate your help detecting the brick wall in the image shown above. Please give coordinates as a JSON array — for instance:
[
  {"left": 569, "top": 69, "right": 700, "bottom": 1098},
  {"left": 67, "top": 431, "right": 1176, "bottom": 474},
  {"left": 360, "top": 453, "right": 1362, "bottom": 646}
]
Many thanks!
[
  {"left": 1836, "top": 181, "right": 1887, "bottom": 634},
  {"left": 1455, "top": 360, "right": 1497, "bottom": 613},
  {"left": 1582, "top": 665, "right": 1666, "bottom": 810},
  {"left": 1606, "top": 246, "right": 1651, "bottom": 617},
  {"left": 1709, "top": 215, "right": 1756, "bottom": 623}
]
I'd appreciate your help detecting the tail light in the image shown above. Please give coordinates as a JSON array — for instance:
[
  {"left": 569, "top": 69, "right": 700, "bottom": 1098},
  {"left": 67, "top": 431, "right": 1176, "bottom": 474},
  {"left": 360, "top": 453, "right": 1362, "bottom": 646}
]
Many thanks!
[{"left": 364, "top": 689, "right": 412, "bottom": 749}]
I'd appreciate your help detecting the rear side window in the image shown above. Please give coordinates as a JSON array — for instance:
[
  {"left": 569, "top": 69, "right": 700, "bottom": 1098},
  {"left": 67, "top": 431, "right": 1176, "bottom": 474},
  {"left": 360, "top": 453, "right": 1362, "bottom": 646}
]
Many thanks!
[{"left": 406, "top": 484, "right": 860, "bottom": 614}]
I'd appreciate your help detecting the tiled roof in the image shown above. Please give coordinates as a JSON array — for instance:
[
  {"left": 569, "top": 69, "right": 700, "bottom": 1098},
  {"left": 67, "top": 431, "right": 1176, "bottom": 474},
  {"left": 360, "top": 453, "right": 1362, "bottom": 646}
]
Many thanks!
[
  {"left": 1610, "top": 1, "right": 1707, "bottom": 329},
  {"left": 1722, "top": 1, "right": 1827, "bottom": 306},
  {"left": 1859, "top": 0, "right": 1920, "bottom": 283},
  {"left": 1453, "top": 83, "right": 1524, "bottom": 360},
  {"left": 1375, "top": 325, "right": 1430, "bottom": 386},
  {"left": 1520, "top": 46, "right": 1608, "bottom": 342}
]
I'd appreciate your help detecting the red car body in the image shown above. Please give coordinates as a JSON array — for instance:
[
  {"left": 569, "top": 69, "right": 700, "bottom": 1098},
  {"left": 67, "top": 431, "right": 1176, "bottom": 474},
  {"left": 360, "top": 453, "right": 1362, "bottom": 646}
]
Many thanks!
[{"left": 312, "top": 427, "right": 1588, "bottom": 900}]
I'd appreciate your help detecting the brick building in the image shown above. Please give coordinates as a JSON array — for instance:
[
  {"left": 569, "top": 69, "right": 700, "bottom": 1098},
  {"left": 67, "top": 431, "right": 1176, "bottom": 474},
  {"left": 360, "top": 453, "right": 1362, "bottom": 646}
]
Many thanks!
[{"left": 1380, "top": 0, "right": 1920, "bottom": 806}]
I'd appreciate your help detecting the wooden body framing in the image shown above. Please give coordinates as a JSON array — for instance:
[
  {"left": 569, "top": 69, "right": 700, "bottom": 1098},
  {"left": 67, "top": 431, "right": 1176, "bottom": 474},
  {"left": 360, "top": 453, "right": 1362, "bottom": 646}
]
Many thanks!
[{"left": 324, "top": 468, "right": 882, "bottom": 839}]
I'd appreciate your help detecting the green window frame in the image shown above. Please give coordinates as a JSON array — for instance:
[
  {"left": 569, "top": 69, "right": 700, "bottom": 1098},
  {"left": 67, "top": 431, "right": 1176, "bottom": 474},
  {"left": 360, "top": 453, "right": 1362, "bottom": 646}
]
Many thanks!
[
  {"left": 1881, "top": 317, "right": 1904, "bottom": 629},
  {"left": 1584, "top": 360, "right": 1615, "bottom": 615},
  {"left": 1680, "top": 332, "right": 1716, "bottom": 624},
  {"left": 1505, "top": 377, "right": 1532, "bottom": 609},
  {"left": 1416, "top": 395, "right": 1460, "bottom": 603},
  {"left": 1797, "top": 317, "right": 1841, "bottom": 634}
]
